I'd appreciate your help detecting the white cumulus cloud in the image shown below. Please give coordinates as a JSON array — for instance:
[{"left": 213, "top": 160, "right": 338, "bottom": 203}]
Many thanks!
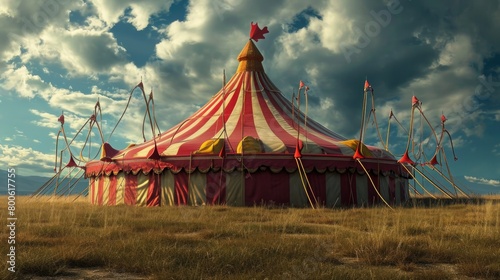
[{"left": 464, "top": 176, "right": 500, "bottom": 187}]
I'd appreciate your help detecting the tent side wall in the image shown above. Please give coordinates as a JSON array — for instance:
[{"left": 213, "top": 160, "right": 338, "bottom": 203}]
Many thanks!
[{"left": 88, "top": 169, "right": 409, "bottom": 207}]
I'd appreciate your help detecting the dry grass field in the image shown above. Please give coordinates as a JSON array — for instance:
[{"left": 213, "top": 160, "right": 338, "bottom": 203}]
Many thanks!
[{"left": 1, "top": 196, "right": 499, "bottom": 279}]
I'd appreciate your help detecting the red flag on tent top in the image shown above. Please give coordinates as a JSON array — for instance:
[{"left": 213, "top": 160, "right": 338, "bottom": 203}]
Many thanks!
[
  {"left": 249, "top": 22, "right": 269, "bottom": 42},
  {"left": 299, "top": 80, "right": 305, "bottom": 89}
]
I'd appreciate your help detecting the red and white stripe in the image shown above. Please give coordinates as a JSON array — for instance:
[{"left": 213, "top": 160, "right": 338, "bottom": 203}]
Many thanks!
[{"left": 112, "top": 68, "right": 393, "bottom": 161}]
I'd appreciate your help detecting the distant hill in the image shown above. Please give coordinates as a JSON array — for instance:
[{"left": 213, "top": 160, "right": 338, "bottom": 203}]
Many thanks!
[
  {"left": 411, "top": 175, "right": 500, "bottom": 196},
  {"left": 0, "top": 170, "right": 88, "bottom": 196}
]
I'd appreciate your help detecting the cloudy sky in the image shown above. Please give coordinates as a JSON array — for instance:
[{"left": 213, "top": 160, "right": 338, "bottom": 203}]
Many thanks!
[{"left": 0, "top": 0, "right": 499, "bottom": 191}]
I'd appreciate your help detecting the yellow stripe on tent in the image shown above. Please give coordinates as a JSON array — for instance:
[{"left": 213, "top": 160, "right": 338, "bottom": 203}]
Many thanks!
[
  {"left": 161, "top": 170, "right": 175, "bottom": 206},
  {"left": 115, "top": 173, "right": 125, "bottom": 205},
  {"left": 136, "top": 173, "right": 149, "bottom": 207},
  {"left": 102, "top": 176, "right": 110, "bottom": 206},
  {"left": 188, "top": 172, "right": 206, "bottom": 206}
]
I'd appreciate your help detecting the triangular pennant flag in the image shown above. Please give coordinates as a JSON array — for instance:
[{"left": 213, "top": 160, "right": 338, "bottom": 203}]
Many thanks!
[
  {"left": 364, "top": 80, "right": 371, "bottom": 92},
  {"left": 58, "top": 114, "right": 65, "bottom": 125},
  {"left": 441, "top": 114, "right": 447, "bottom": 123},
  {"left": 411, "top": 96, "right": 420, "bottom": 106}
]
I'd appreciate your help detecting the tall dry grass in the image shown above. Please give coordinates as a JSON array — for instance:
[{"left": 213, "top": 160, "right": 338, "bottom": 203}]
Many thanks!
[{"left": 0, "top": 196, "right": 499, "bottom": 279}]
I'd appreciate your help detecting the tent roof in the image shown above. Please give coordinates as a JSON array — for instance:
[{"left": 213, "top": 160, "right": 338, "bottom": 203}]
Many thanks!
[{"left": 86, "top": 38, "right": 398, "bottom": 176}]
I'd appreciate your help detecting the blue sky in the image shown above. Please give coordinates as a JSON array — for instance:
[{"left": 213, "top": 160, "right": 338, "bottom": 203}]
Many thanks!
[{"left": 0, "top": 0, "right": 499, "bottom": 193}]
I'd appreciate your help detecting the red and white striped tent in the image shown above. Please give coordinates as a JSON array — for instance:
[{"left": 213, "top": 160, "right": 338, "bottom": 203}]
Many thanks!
[{"left": 85, "top": 37, "right": 409, "bottom": 207}]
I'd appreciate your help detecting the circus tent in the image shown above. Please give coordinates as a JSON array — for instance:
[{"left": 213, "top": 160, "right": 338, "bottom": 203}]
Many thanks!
[{"left": 84, "top": 24, "right": 409, "bottom": 207}]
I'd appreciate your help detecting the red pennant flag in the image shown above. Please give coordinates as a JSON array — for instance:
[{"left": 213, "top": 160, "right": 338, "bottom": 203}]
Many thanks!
[
  {"left": 441, "top": 114, "right": 447, "bottom": 123},
  {"left": 58, "top": 114, "right": 65, "bottom": 125},
  {"left": 364, "top": 79, "right": 373, "bottom": 93},
  {"left": 249, "top": 22, "right": 269, "bottom": 42},
  {"left": 299, "top": 80, "right": 305, "bottom": 89},
  {"left": 411, "top": 96, "right": 420, "bottom": 106}
]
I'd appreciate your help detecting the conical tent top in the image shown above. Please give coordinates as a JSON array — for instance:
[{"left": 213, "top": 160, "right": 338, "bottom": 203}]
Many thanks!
[{"left": 237, "top": 40, "right": 264, "bottom": 73}]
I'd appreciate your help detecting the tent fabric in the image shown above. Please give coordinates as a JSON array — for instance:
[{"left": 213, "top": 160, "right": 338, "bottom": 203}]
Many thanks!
[
  {"left": 97, "top": 41, "right": 394, "bottom": 165},
  {"left": 86, "top": 154, "right": 403, "bottom": 177},
  {"left": 89, "top": 169, "right": 408, "bottom": 207},
  {"left": 85, "top": 36, "right": 409, "bottom": 207},
  {"left": 340, "top": 139, "right": 373, "bottom": 157},
  {"left": 88, "top": 173, "right": 161, "bottom": 206}
]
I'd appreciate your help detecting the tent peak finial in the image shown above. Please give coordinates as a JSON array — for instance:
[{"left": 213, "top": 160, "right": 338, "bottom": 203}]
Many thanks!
[{"left": 236, "top": 40, "right": 264, "bottom": 73}]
